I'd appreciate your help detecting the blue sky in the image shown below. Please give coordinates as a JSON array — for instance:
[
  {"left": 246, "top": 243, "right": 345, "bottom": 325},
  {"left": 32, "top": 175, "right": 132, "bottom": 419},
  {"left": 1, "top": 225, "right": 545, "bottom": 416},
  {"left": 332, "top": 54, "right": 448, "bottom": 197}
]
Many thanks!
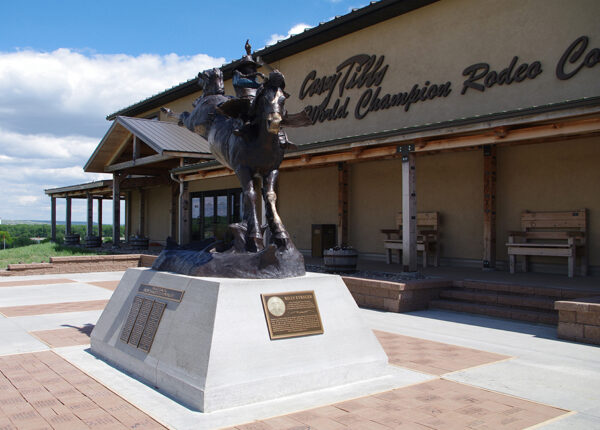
[{"left": 0, "top": 0, "right": 368, "bottom": 223}]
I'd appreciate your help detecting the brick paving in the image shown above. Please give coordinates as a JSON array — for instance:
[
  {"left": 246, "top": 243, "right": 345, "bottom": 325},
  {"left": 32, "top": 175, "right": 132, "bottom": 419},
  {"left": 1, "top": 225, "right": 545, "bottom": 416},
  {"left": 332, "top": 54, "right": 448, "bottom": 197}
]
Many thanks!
[
  {"left": 0, "top": 279, "right": 76, "bottom": 288},
  {"left": 374, "top": 330, "right": 512, "bottom": 375},
  {"left": 225, "top": 379, "right": 568, "bottom": 430},
  {"left": 0, "top": 274, "right": 577, "bottom": 429},
  {"left": 86, "top": 281, "right": 120, "bottom": 291},
  {"left": 0, "top": 300, "right": 108, "bottom": 317},
  {"left": 31, "top": 325, "right": 95, "bottom": 348},
  {"left": 0, "top": 351, "right": 166, "bottom": 429}
]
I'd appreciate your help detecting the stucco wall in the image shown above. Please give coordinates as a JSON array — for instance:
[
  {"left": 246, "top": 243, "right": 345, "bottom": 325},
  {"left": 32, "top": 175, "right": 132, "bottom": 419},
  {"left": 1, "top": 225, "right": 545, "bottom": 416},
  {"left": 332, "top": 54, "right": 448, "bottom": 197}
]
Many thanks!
[
  {"left": 278, "top": 167, "right": 338, "bottom": 250},
  {"left": 347, "top": 152, "right": 482, "bottom": 260},
  {"left": 496, "top": 136, "right": 600, "bottom": 266},
  {"left": 145, "top": 186, "right": 171, "bottom": 244},
  {"left": 279, "top": 0, "right": 600, "bottom": 146}
]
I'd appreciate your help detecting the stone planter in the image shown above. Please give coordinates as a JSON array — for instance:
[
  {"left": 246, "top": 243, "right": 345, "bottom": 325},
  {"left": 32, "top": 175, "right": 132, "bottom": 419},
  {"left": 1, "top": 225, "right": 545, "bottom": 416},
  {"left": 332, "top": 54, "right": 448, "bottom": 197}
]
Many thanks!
[
  {"left": 324, "top": 248, "right": 358, "bottom": 273},
  {"left": 84, "top": 235, "right": 102, "bottom": 248},
  {"left": 129, "top": 236, "right": 149, "bottom": 250},
  {"left": 63, "top": 234, "right": 80, "bottom": 246}
]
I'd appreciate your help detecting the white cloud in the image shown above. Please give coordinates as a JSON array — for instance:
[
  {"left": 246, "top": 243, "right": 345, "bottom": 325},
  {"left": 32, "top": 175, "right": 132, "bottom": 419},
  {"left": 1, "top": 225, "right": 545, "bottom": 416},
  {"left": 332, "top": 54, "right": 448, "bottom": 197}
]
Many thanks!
[
  {"left": 0, "top": 48, "right": 224, "bottom": 221},
  {"left": 266, "top": 23, "right": 312, "bottom": 47}
]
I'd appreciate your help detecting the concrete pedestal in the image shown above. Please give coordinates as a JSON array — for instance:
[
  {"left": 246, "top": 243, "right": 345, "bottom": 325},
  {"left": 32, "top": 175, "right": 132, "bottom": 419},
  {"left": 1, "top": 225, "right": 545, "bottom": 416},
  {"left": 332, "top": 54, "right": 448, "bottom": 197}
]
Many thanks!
[{"left": 90, "top": 268, "right": 388, "bottom": 412}]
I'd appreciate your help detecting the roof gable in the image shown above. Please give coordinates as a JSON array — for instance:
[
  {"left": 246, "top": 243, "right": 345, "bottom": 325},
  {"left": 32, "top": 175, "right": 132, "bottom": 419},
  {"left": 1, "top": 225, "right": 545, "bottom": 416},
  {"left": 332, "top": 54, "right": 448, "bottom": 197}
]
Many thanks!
[{"left": 84, "top": 117, "right": 212, "bottom": 174}]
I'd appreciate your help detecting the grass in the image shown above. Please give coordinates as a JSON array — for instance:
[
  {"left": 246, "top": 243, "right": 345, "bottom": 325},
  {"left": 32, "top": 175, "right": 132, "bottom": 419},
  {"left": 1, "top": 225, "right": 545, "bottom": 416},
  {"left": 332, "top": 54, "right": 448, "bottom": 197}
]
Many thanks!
[{"left": 0, "top": 242, "right": 107, "bottom": 269}]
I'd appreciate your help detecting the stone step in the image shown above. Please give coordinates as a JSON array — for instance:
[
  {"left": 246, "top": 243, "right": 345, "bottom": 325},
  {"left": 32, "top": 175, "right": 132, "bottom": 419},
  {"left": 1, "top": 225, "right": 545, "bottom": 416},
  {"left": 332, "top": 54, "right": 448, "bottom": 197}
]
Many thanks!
[
  {"left": 439, "top": 289, "right": 556, "bottom": 311},
  {"left": 429, "top": 299, "right": 558, "bottom": 325}
]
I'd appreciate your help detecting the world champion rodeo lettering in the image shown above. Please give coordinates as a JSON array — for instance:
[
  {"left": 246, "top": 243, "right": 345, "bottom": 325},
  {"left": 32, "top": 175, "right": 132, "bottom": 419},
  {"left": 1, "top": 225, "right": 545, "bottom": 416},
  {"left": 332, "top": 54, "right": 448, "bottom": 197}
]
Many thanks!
[
  {"left": 299, "top": 36, "right": 597, "bottom": 125},
  {"left": 299, "top": 54, "right": 451, "bottom": 122}
]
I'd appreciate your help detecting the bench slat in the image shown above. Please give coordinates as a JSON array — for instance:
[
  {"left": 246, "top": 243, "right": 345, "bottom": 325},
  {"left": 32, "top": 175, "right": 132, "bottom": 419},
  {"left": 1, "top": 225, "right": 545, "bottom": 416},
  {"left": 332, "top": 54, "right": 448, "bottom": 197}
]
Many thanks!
[{"left": 507, "top": 247, "right": 573, "bottom": 257}]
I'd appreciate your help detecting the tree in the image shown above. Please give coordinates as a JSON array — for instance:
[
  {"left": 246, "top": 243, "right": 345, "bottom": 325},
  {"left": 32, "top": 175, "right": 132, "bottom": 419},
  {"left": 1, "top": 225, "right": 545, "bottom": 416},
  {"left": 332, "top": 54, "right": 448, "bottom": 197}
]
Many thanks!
[{"left": 0, "top": 231, "right": 12, "bottom": 249}]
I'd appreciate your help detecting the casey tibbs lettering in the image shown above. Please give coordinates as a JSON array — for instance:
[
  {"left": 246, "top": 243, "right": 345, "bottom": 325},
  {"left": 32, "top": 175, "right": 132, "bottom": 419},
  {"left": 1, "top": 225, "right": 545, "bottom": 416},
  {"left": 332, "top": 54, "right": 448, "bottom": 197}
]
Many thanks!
[{"left": 299, "top": 54, "right": 451, "bottom": 123}]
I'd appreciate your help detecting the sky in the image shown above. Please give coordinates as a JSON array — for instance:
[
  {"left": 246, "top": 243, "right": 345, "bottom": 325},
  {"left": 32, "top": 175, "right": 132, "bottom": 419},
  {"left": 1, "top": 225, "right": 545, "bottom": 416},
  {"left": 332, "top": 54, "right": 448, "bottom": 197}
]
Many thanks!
[{"left": 0, "top": 0, "right": 368, "bottom": 223}]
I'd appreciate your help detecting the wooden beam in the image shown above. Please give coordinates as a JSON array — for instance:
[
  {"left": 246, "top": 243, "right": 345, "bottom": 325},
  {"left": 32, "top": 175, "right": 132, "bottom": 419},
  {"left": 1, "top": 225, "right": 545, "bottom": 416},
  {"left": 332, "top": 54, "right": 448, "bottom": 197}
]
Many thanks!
[
  {"left": 337, "top": 162, "right": 349, "bottom": 247},
  {"left": 483, "top": 145, "right": 497, "bottom": 269},
  {"left": 133, "top": 135, "right": 140, "bottom": 161},
  {"left": 106, "top": 134, "right": 132, "bottom": 167},
  {"left": 105, "top": 154, "right": 170, "bottom": 172},
  {"left": 402, "top": 149, "right": 417, "bottom": 272},
  {"left": 415, "top": 117, "right": 600, "bottom": 152}
]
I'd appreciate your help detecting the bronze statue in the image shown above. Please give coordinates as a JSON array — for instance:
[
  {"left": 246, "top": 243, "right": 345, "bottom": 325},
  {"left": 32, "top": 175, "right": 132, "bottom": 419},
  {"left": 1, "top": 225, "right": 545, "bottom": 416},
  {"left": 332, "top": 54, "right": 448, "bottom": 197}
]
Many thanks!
[{"left": 158, "top": 42, "right": 311, "bottom": 278}]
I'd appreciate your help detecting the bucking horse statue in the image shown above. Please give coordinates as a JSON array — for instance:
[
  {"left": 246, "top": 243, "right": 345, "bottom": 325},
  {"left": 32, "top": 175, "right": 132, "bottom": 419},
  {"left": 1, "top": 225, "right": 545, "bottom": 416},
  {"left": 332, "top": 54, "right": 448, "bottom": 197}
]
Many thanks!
[{"left": 154, "top": 51, "right": 311, "bottom": 279}]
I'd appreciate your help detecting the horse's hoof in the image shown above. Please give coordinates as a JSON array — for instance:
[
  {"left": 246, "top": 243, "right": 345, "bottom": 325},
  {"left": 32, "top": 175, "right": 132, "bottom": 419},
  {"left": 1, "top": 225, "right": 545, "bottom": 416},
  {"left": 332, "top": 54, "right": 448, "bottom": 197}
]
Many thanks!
[
  {"left": 245, "top": 237, "right": 264, "bottom": 253},
  {"left": 273, "top": 236, "right": 290, "bottom": 250}
]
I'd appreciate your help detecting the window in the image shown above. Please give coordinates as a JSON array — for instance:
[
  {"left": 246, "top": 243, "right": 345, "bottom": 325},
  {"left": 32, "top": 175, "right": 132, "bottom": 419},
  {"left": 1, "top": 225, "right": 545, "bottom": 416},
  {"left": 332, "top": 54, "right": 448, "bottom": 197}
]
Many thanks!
[{"left": 190, "top": 188, "right": 242, "bottom": 244}]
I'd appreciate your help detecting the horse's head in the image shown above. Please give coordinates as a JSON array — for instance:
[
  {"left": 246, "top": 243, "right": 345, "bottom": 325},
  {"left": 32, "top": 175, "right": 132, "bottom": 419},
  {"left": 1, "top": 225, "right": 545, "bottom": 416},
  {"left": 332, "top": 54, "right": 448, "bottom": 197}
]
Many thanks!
[
  {"left": 199, "top": 68, "right": 225, "bottom": 96},
  {"left": 257, "top": 70, "right": 289, "bottom": 135}
]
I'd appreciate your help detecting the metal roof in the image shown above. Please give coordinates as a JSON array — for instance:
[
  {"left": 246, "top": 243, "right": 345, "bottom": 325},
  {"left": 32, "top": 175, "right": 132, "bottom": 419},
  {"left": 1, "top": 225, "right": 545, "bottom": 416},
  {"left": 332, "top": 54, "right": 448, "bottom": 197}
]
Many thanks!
[
  {"left": 106, "top": 0, "right": 437, "bottom": 120},
  {"left": 117, "top": 116, "right": 211, "bottom": 154},
  {"left": 84, "top": 116, "right": 212, "bottom": 173}
]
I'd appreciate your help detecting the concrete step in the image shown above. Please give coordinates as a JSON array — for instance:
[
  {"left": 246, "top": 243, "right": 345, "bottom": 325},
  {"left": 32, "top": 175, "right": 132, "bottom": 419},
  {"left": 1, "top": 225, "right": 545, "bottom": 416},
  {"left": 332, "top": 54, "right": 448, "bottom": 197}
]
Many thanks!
[
  {"left": 429, "top": 299, "right": 558, "bottom": 325},
  {"left": 439, "top": 289, "right": 556, "bottom": 311},
  {"left": 458, "top": 280, "right": 594, "bottom": 299}
]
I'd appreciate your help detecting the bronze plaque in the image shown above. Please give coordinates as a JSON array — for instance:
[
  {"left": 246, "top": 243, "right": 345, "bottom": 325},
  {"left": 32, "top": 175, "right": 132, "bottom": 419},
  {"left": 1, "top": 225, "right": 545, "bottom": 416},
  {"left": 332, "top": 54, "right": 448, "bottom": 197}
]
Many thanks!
[
  {"left": 138, "top": 284, "right": 184, "bottom": 302},
  {"left": 261, "top": 290, "right": 324, "bottom": 340},
  {"left": 119, "top": 296, "right": 143, "bottom": 343},
  {"left": 138, "top": 301, "right": 166, "bottom": 352},
  {"left": 128, "top": 298, "right": 154, "bottom": 347}
]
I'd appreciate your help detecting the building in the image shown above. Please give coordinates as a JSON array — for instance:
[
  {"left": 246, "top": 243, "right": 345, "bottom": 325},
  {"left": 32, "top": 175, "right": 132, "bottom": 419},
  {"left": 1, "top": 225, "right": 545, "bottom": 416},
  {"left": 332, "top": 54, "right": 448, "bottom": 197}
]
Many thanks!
[{"left": 46, "top": 0, "right": 600, "bottom": 276}]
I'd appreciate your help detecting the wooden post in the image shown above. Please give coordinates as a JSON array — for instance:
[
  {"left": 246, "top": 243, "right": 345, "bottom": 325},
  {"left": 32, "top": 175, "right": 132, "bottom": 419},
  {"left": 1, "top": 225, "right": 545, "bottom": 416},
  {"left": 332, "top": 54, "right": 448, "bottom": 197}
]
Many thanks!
[
  {"left": 125, "top": 191, "right": 132, "bottom": 243},
  {"left": 50, "top": 197, "right": 57, "bottom": 242},
  {"left": 337, "top": 162, "right": 349, "bottom": 247},
  {"left": 178, "top": 181, "right": 190, "bottom": 245},
  {"left": 86, "top": 192, "right": 93, "bottom": 238},
  {"left": 170, "top": 183, "right": 178, "bottom": 239},
  {"left": 65, "top": 197, "right": 72, "bottom": 235},
  {"left": 139, "top": 188, "right": 146, "bottom": 237},
  {"left": 401, "top": 147, "right": 417, "bottom": 272},
  {"left": 97, "top": 198, "right": 103, "bottom": 240},
  {"left": 483, "top": 145, "right": 497, "bottom": 270},
  {"left": 133, "top": 135, "right": 140, "bottom": 162},
  {"left": 112, "top": 173, "right": 121, "bottom": 248}
]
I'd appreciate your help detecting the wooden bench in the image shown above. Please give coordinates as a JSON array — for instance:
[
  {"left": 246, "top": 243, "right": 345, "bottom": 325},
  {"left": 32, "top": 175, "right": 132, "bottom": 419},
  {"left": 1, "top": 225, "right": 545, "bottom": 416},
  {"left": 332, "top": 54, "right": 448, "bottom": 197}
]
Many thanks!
[
  {"left": 507, "top": 209, "right": 588, "bottom": 278},
  {"left": 381, "top": 212, "right": 440, "bottom": 268}
]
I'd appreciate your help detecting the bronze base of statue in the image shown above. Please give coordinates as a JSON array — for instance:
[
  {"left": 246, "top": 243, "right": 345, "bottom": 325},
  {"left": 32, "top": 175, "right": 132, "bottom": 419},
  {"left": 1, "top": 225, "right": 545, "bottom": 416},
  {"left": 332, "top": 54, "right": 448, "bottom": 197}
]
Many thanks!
[{"left": 151, "top": 243, "right": 305, "bottom": 279}]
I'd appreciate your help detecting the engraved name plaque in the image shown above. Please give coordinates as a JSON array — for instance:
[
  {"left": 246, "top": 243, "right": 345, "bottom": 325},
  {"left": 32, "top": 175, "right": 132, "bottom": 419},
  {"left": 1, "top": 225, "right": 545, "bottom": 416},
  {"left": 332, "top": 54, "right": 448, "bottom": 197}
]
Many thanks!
[
  {"left": 138, "top": 284, "right": 184, "bottom": 302},
  {"left": 119, "top": 296, "right": 143, "bottom": 343},
  {"left": 120, "top": 294, "right": 166, "bottom": 353},
  {"left": 138, "top": 301, "right": 166, "bottom": 352},
  {"left": 261, "top": 290, "right": 324, "bottom": 340}
]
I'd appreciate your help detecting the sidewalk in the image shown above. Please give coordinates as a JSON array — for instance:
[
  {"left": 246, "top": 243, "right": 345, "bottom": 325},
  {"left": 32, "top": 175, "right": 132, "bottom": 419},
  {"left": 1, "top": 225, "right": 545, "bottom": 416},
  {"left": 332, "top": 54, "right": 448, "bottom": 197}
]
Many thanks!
[{"left": 0, "top": 271, "right": 598, "bottom": 429}]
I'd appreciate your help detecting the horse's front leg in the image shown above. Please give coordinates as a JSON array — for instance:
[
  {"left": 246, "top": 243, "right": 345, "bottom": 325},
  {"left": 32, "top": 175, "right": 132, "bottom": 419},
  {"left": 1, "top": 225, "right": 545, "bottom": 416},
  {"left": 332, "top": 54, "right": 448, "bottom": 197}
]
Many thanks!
[
  {"left": 262, "top": 170, "right": 289, "bottom": 249},
  {"left": 238, "top": 168, "right": 263, "bottom": 252}
]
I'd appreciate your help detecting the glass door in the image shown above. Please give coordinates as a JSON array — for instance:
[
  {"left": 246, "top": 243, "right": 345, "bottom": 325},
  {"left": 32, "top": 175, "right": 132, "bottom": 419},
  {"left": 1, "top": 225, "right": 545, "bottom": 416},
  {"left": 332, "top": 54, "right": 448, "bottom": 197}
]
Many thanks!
[{"left": 190, "top": 188, "right": 242, "bottom": 245}]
